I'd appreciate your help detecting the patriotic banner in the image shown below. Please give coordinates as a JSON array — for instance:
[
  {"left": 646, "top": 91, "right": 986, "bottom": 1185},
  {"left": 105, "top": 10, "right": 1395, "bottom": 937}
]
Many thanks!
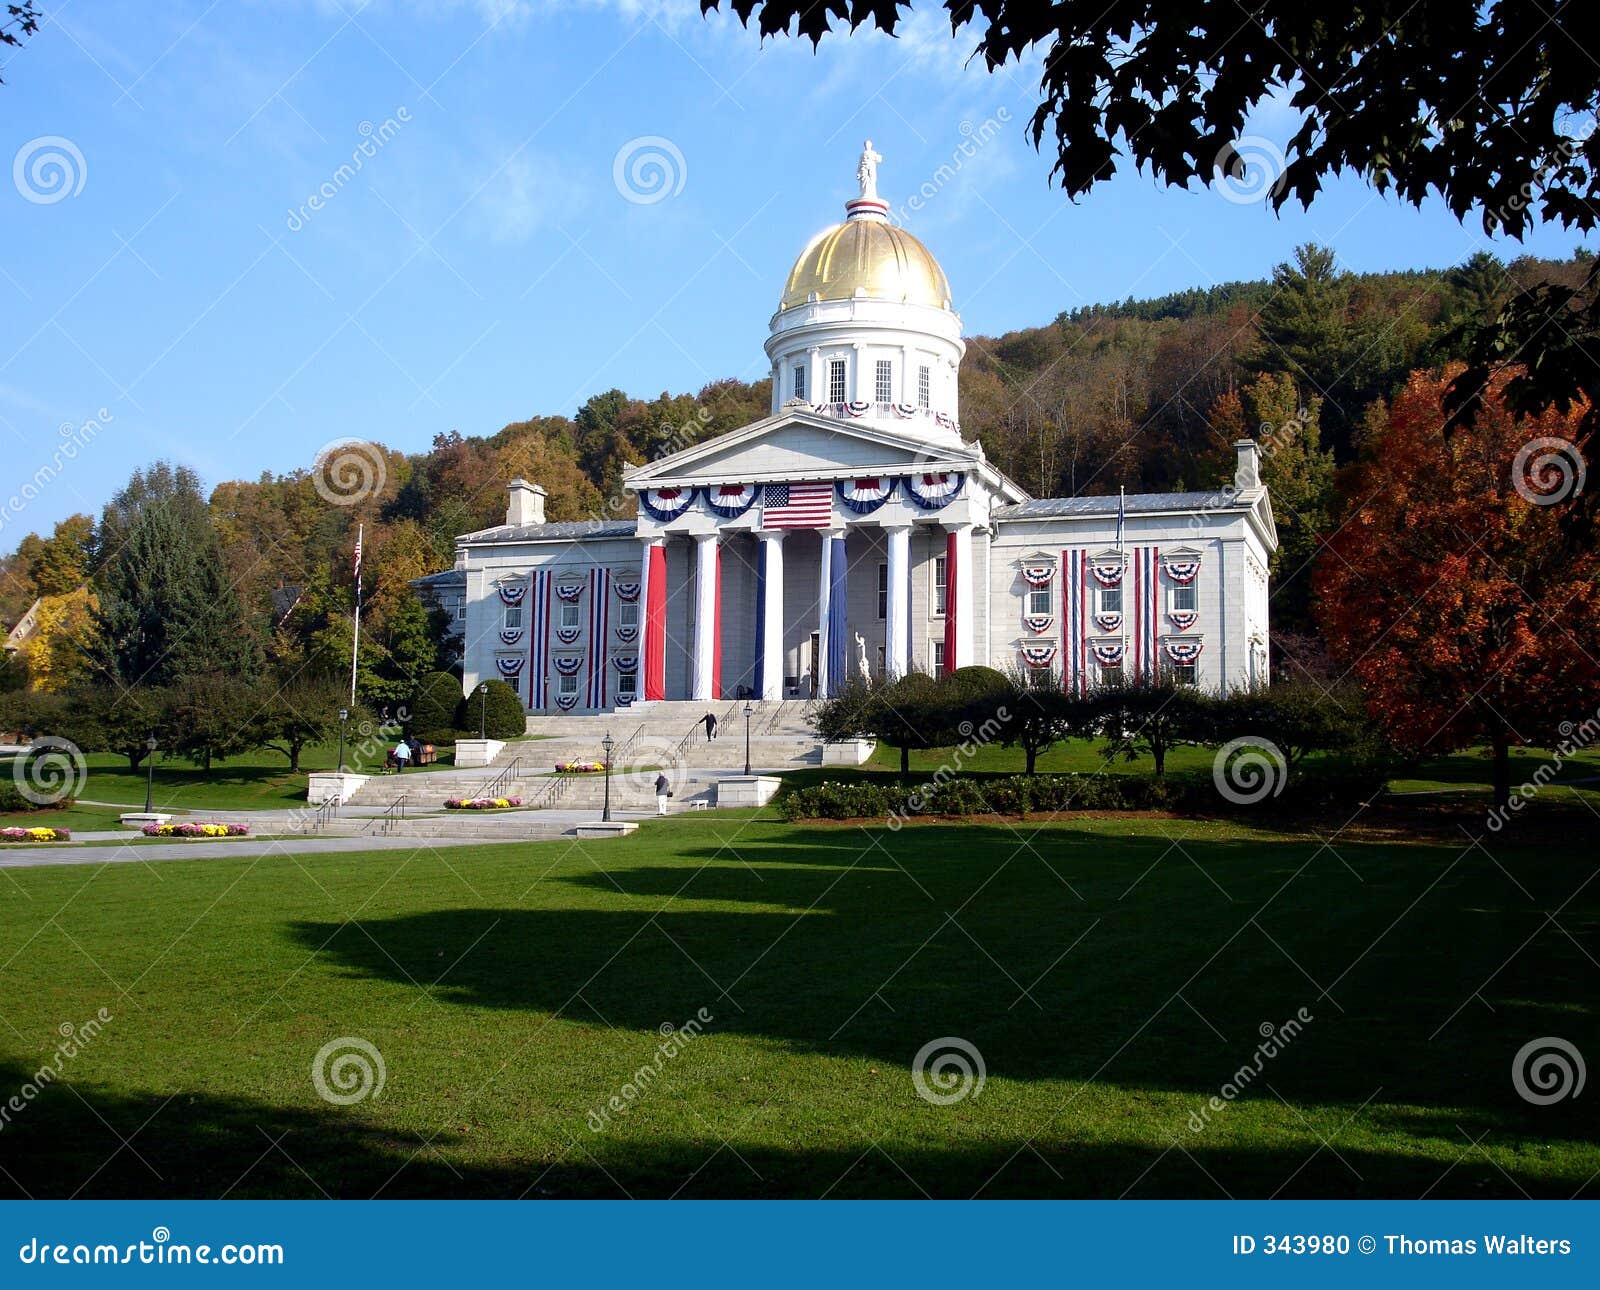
[
  {"left": 615, "top": 624, "right": 639, "bottom": 644},
  {"left": 1131, "top": 547, "right": 1161, "bottom": 682},
  {"left": 640, "top": 486, "right": 693, "bottom": 522},
  {"left": 526, "top": 570, "right": 551, "bottom": 710},
  {"left": 615, "top": 693, "right": 635, "bottom": 707},
  {"left": 763, "top": 480, "right": 834, "bottom": 528},
  {"left": 612, "top": 654, "right": 638, "bottom": 673},
  {"left": 843, "top": 400, "right": 873, "bottom": 417},
  {"left": 1168, "top": 610, "right": 1198, "bottom": 632},
  {"left": 496, "top": 656, "right": 524, "bottom": 677},
  {"left": 1022, "top": 614, "right": 1054, "bottom": 635},
  {"left": 554, "top": 656, "right": 583, "bottom": 676},
  {"left": 499, "top": 628, "right": 523, "bottom": 646},
  {"left": 555, "top": 626, "right": 580, "bottom": 645},
  {"left": 555, "top": 694, "right": 579, "bottom": 710},
  {"left": 586, "top": 568, "right": 611, "bottom": 708},
  {"left": 498, "top": 582, "right": 527, "bottom": 606},
  {"left": 1020, "top": 565, "right": 1055, "bottom": 587},
  {"left": 904, "top": 471, "right": 964, "bottom": 510},
  {"left": 1090, "top": 562, "right": 1125, "bottom": 588},
  {"left": 1165, "top": 559, "right": 1201, "bottom": 584},
  {"left": 1091, "top": 643, "right": 1125, "bottom": 666},
  {"left": 1021, "top": 644, "right": 1058, "bottom": 668},
  {"left": 836, "top": 476, "right": 896, "bottom": 515},
  {"left": 1063, "top": 549, "right": 1089, "bottom": 695},
  {"left": 703, "top": 483, "right": 758, "bottom": 518},
  {"left": 934, "top": 411, "right": 958, "bottom": 431},
  {"left": 1164, "top": 640, "right": 1204, "bottom": 663},
  {"left": 1094, "top": 611, "right": 1122, "bottom": 633},
  {"left": 890, "top": 402, "right": 919, "bottom": 419},
  {"left": 615, "top": 581, "right": 641, "bottom": 602}
]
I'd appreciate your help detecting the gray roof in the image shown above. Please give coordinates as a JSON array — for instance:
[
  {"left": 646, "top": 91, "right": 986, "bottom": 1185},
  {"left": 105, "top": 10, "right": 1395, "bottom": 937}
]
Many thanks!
[
  {"left": 457, "top": 519, "right": 639, "bottom": 544},
  {"left": 994, "top": 490, "right": 1240, "bottom": 521},
  {"left": 409, "top": 568, "right": 465, "bottom": 589}
]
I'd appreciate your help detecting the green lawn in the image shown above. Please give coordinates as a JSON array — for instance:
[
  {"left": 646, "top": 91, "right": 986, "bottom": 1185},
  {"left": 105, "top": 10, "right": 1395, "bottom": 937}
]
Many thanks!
[{"left": 0, "top": 812, "right": 1594, "bottom": 1199}]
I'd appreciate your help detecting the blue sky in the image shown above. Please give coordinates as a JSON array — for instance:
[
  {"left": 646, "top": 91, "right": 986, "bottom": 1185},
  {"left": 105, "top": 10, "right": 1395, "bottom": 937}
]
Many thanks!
[{"left": 1, "top": 0, "right": 1593, "bottom": 546}]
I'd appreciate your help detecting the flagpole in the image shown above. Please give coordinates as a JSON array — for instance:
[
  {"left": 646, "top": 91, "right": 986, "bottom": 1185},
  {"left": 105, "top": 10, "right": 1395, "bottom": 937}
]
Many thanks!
[{"left": 350, "top": 522, "right": 363, "bottom": 708}]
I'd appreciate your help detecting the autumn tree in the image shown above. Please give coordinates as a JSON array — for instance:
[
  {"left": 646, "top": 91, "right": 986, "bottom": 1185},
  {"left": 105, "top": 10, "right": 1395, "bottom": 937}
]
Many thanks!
[{"left": 1316, "top": 368, "right": 1599, "bottom": 807}]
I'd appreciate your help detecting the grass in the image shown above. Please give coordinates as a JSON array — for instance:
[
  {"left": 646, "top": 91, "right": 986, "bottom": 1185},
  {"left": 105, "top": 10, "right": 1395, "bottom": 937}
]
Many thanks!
[{"left": 0, "top": 811, "right": 1594, "bottom": 1199}]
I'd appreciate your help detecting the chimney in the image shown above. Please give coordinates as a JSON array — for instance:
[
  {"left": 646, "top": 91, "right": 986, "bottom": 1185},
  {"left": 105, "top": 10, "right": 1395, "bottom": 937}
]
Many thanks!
[
  {"left": 1234, "top": 439, "right": 1261, "bottom": 492},
  {"left": 506, "top": 478, "right": 547, "bottom": 527}
]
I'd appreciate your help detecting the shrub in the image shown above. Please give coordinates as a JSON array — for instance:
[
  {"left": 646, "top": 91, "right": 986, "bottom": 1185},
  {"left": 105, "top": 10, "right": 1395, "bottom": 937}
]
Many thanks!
[
  {"left": 457, "top": 679, "right": 526, "bottom": 741},
  {"left": 0, "top": 781, "right": 71, "bottom": 813},
  {"left": 140, "top": 822, "right": 249, "bottom": 837},
  {"left": 410, "top": 671, "right": 463, "bottom": 744},
  {"left": 777, "top": 781, "right": 899, "bottom": 821}
]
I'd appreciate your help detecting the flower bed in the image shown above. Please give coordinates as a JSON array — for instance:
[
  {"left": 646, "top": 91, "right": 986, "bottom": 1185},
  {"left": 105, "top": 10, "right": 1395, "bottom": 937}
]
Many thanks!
[
  {"left": 554, "top": 761, "right": 609, "bottom": 774},
  {"left": 444, "top": 797, "right": 523, "bottom": 810},
  {"left": 0, "top": 826, "right": 72, "bottom": 843},
  {"left": 141, "top": 822, "right": 250, "bottom": 838}
]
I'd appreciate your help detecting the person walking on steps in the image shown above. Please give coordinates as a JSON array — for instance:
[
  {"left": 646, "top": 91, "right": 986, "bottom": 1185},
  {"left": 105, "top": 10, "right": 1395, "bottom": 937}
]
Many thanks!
[
  {"left": 392, "top": 738, "right": 412, "bottom": 773},
  {"left": 654, "top": 772, "right": 671, "bottom": 816},
  {"left": 703, "top": 711, "right": 718, "bottom": 742}
]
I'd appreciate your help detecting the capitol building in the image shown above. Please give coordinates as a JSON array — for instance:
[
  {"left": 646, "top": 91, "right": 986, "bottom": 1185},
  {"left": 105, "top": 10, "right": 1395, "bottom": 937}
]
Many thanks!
[{"left": 449, "top": 146, "right": 1276, "bottom": 713}]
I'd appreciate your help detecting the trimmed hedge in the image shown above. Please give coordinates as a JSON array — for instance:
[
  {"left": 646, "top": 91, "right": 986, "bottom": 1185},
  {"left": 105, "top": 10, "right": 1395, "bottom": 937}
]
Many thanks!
[
  {"left": 457, "top": 678, "right": 526, "bottom": 740},
  {"left": 410, "top": 670, "right": 463, "bottom": 745},
  {"left": 0, "top": 781, "right": 71, "bottom": 814}
]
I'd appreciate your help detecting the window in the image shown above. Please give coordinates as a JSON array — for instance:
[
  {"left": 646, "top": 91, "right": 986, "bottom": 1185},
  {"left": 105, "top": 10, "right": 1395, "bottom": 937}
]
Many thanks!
[
  {"left": 917, "top": 365, "right": 931, "bottom": 408},
  {"left": 828, "top": 358, "right": 847, "bottom": 403},
  {"left": 1099, "top": 664, "right": 1123, "bottom": 688},
  {"left": 792, "top": 364, "right": 806, "bottom": 400},
  {"left": 454, "top": 600, "right": 467, "bottom": 622},
  {"left": 502, "top": 603, "right": 522, "bottom": 630},
  {"left": 559, "top": 603, "right": 580, "bottom": 629},
  {"left": 1170, "top": 660, "right": 1198, "bottom": 686},
  {"left": 932, "top": 555, "right": 948, "bottom": 617},
  {"left": 618, "top": 601, "right": 639, "bottom": 629},
  {"left": 557, "top": 672, "right": 578, "bottom": 697},
  {"left": 1027, "top": 587, "right": 1051, "bottom": 617},
  {"left": 1099, "top": 585, "right": 1122, "bottom": 616},
  {"left": 931, "top": 640, "right": 946, "bottom": 673},
  {"left": 1172, "top": 583, "right": 1197, "bottom": 613},
  {"left": 877, "top": 563, "right": 888, "bottom": 619},
  {"left": 1029, "top": 666, "right": 1054, "bottom": 691},
  {"left": 616, "top": 669, "right": 638, "bottom": 701},
  {"left": 875, "top": 359, "right": 893, "bottom": 403}
]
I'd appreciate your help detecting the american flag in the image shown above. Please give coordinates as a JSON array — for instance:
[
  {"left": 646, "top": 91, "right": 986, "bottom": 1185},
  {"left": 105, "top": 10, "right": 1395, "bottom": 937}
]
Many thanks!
[
  {"left": 762, "top": 480, "right": 834, "bottom": 528},
  {"left": 352, "top": 523, "right": 363, "bottom": 581}
]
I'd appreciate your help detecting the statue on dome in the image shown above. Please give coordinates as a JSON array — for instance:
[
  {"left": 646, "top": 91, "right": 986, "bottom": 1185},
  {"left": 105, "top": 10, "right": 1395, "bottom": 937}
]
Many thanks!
[{"left": 856, "top": 140, "right": 882, "bottom": 201}]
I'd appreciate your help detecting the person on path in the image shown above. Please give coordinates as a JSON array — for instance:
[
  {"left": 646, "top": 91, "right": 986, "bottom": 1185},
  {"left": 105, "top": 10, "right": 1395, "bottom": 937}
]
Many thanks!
[
  {"left": 654, "top": 772, "right": 671, "bottom": 816},
  {"left": 392, "top": 739, "right": 412, "bottom": 773},
  {"left": 703, "top": 712, "right": 718, "bottom": 742}
]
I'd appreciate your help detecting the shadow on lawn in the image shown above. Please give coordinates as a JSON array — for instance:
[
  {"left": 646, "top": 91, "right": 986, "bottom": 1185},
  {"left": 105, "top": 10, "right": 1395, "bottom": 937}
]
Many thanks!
[
  {"left": 282, "top": 824, "right": 1597, "bottom": 1135},
  {"left": 0, "top": 1057, "right": 1593, "bottom": 1199}
]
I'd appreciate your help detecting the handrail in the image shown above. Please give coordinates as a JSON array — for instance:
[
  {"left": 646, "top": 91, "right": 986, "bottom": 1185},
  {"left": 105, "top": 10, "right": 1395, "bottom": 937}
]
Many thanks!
[
  {"left": 477, "top": 757, "right": 522, "bottom": 803},
  {"left": 367, "top": 794, "right": 410, "bottom": 836},
  {"left": 527, "top": 720, "right": 646, "bottom": 811},
  {"left": 310, "top": 797, "right": 339, "bottom": 832}
]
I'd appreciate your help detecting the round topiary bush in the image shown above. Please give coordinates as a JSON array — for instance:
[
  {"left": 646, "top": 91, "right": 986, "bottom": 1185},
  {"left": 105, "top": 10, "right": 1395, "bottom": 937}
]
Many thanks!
[
  {"left": 457, "top": 678, "right": 527, "bottom": 740},
  {"left": 409, "top": 670, "right": 463, "bottom": 744},
  {"left": 945, "top": 665, "right": 1009, "bottom": 698}
]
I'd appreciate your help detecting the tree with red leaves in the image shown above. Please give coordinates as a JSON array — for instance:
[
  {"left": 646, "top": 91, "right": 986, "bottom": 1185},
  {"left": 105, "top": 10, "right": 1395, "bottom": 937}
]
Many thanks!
[{"left": 1315, "top": 368, "right": 1597, "bottom": 808}]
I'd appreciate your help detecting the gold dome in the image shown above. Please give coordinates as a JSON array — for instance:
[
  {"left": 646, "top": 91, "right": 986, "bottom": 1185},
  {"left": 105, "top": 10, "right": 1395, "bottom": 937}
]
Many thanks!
[{"left": 779, "top": 218, "right": 953, "bottom": 312}]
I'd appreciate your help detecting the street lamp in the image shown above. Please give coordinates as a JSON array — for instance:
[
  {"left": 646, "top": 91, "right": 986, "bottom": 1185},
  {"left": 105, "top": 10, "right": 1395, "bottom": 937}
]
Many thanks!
[
  {"left": 477, "top": 681, "right": 488, "bottom": 740},
  {"left": 143, "top": 734, "right": 157, "bottom": 813},
  {"left": 743, "top": 701, "right": 753, "bottom": 776},
  {"left": 337, "top": 708, "right": 349, "bottom": 775},
  {"left": 601, "top": 730, "right": 615, "bottom": 823}
]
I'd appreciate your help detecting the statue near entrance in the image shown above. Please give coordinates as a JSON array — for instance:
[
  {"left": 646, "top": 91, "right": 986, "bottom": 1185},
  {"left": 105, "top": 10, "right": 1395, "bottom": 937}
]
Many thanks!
[
  {"left": 856, "top": 140, "right": 882, "bottom": 202},
  {"left": 854, "top": 630, "right": 872, "bottom": 682}
]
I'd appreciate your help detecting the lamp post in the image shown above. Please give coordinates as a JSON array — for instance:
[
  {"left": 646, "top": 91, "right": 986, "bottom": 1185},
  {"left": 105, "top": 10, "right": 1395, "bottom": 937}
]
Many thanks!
[
  {"left": 477, "top": 682, "right": 488, "bottom": 740},
  {"left": 601, "top": 730, "right": 615, "bottom": 823},
  {"left": 743, "top": 701, "right": 753, "bottom": 776},
  {"left": 143, "top": 734, "right": 157, "bottom": 813},
  {"left": 337, "top": 708, "right": 349, "bottom": 775}
]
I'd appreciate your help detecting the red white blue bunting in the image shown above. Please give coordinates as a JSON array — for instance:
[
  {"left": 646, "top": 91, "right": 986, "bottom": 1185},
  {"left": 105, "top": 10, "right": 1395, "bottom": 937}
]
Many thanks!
[
  {"left": 1133, "top": 548, "right": 1161, "bottom": 681},
  {"left": 904, "top": 471, "right": 964, "bottom": 510},
  {"left": 616, "top": 693, "right": 635, "bottom": 707},
  {"left": 1023, "top": 614, "right": 1054, "bottom": 635},
  {"left": 836, "top": 476, "right": 896, "bottom": 515},
  {"left": 555, "top": 626, "right": 580, "bottom": 645},
  {"left": 1064, "top": 550, "right": 1088, "bottom": 696},
  {"left": 499, "top": 628, "right": 523, "bottom": 646},
  {"left": 640, "top": 486, "right": 693, "bottom": 522},
  {"left": 1091, "top": 562, "right": 1125, "bottom": 588},
  {"left": 615, "top": 581, "right": 641, "bottom": 602},
  {"left": 553, "top": 656, "right": 582, "bottom": 676},
  {"left": 496, "top": 656, "right": 524, "bottom": 677},
  {"left": 586, "top": 567, "right": 610, "bottom": 708},
  {"left": 497, "top": 582, "right": 527, "bottom": 606},
  {"left": 615, "top": 624, "right": 639, "bottom": 644},
  {"left": 890, "top": 403, "right": 919, "bottom": 420},
  {"left": 612, "top": 654, "right": 638, "bottom": 673},
  {"left": 555, "top": 582, "right": 584, "bottom": 602},
  {"left": 1091, "top": 642, "right": 1125, "bottom": 666},
  {"left": 1020, "top": 644, "right": 1058, "bottom": 668},
  {"left": 526, "top": 571, "right": 551, "bottom": 710},
  {"left": 934, "top": 411, "right": 957, "bottom": 432},
  {"left": 1164, "top": 640, "right": 1203, "bottom": 664},
  {"left": 555, "top": 694, "right": 579, "bottom": 710},
  {"left": 843, "top": 400, "right": 873, "bottom": 417},
  {"left": 1021, "top": 565, "right": 1055, "bottom": 587},
  {"left": 703, "top": 483, "right": 758, "bottom": 518},
  {"left": 1168, "top": 610, "right": 1198, "bottom": 632},
  {"left": 1094, "top": 611, "right": 1122, "bottom": 633},
  {"left": 1165, "top": 559, "right": 1201, "bottom": 584}
]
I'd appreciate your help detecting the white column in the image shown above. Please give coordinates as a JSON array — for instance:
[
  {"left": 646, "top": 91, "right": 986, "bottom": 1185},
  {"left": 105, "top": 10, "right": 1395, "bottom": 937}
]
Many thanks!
[
  {"left": 947, "top": 522, "right": 974, "bottom": 669},
  {"left": 757, "top": 530, "right": 785, "bottom": 701},
  {"left": 884, "top": 524, "right": 911, "bottom": 679},
  {"left": 691, "top": 533, "right": 718, "bottom": 702}
]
